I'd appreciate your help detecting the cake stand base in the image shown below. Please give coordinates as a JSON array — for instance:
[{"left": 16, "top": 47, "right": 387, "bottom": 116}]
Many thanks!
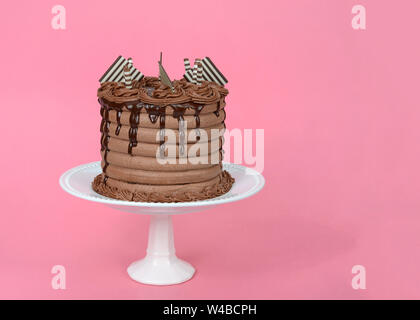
[
  {"left": 59, "top": 161, "right": 265, "bottom": 286},
  {"left": 127, "top": 214, "right": 195, "bottom": 285}
]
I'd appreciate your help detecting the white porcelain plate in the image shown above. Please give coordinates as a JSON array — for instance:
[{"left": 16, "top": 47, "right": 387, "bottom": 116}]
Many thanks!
[{"left": 59, "top": 161, "right": 265, "bottom": 214}]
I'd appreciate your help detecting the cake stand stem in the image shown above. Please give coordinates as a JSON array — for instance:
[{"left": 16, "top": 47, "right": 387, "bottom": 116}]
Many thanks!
[{"left": 127, "top": 214, "right": 195, "bottom": 285}]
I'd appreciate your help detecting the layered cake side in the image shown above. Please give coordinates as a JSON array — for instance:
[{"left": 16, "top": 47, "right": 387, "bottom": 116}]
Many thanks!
[{"left": 92, "top": 76, "right": 234, "bottom": 202}]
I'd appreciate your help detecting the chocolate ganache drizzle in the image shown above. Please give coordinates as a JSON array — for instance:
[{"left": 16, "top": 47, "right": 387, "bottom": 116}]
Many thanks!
[
  {"left": 128, "top": 103, "right": 142, "bottom": 155},
  {"left": 97, "top": 77, "right": 228, "bottom": 183}
]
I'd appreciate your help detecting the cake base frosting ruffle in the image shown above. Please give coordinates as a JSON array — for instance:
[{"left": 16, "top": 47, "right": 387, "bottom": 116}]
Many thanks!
[{"left": 92, "top": 170, "right": 234, "bottom": 203}]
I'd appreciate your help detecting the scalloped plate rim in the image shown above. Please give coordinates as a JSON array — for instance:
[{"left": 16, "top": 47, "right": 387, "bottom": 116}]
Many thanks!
[{"left": 59, "top": 161, "right": 265, "bottom": 208}]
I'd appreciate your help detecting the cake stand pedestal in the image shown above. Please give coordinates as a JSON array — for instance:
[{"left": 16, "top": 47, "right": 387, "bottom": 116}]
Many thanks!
[
  {"left": 127, "top": 214, "right": 194, "bottom": 285},
  {"left": 59, "top": 161, "right": 265, "bottom": 285}
]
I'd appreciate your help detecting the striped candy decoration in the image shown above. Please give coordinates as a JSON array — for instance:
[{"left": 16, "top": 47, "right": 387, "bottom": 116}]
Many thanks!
[
  {"left": 123, "top": 64, "right": 132, "bottom": 89},
  {"left": 183, "top": 58, "right": 194, "bottom": 83},
  {"left": 183, "top": 56, "right": 228, "bottom": 86},
  {"left": 196, "top": 60, "right": 203, "bottom": 85},
  {"left": 201, "top": 57, "right": 228, "bottom": 86},
  {"left": 193, "top": 59, "right": 199, "bottom": 84},
  {"left": 99, "top": 55, "right": 144, "bottom": 84},
  {"left": 184, "top": 58, "right": 191, "bottom": 73}
]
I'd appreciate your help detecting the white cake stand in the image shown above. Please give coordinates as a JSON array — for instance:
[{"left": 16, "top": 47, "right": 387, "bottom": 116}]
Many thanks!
[{"left": 59, "top": 161, "right": 265, "bottom": 285}]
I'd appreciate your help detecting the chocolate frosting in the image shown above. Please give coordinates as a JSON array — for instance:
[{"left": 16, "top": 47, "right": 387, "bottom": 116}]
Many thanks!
[
  {"left": 92, "top": 171, "right": 234, "bottom": 203},
  {"left": 95, "top": 76, "right": 232, "bottom": 202},
  {"left": 98, "top": 77, "right": 228, "bottom": 106}
]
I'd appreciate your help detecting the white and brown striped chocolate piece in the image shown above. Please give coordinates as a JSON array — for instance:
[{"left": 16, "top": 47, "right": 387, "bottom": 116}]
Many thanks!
[
  {"left": 123, "top": 65, "right": 132, "bottom": 89},
  {"left": 201, "top": 57, "right": 228, "bottom": 86},
  {"left": 183, "top": 58, "right": 194, "bottom": 83},
  {"left": 184, "top": 58, "right": 191, "bottom": 73},
  {"left": 99, "top": 55, "right": 144, "bottom": 84},
  {"left": 183, "top": 56, "right": 228, "bottom": 86},
  {"left": 196, "top": 60, "right": 203, "bottom": 85},
  {"left": 192, "top": 59, "right": 200, "bottom": 84},
  {"left": 184, "top": 69, "right": 194, "bottom": 83}
]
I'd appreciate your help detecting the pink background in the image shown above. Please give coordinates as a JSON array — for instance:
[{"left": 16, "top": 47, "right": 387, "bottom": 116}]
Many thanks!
[{"left": 1, "top": 0, "right": 420, "bottom": 299}]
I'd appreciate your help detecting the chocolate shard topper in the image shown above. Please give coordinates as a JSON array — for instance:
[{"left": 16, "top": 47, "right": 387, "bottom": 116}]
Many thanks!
[
  {"left": 99, "top": 55, "right": 144, "bottom": 84},
  {"left": 183, "top": 57, "right": 228, "bottom": 86},
  {"left": 158, "top": 52, "right": 174, "bottom": 92}
]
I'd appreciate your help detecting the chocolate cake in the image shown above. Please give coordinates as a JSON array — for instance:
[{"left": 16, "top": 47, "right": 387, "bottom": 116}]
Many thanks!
[{"left": 92, "top": 65, "right": 234, "bottom": 202}]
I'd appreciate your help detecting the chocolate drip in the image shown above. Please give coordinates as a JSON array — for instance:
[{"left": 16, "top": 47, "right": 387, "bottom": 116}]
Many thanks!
[
  {"left": 172, "top": 105, "right": 187, "bottom": 120},
  {"left": 186, "top": 103, "right": 204, "bottom": 142},
  {"left": 99, "top": 100, "right": 104, "bottom": 117},
  {"left": 115, "top": 110, "right": 122, "bottom": 136},
  {"left": 193, "top": 105, "right": 203, "bottom": 128},
  {"left": 194, "top": 105, "right": 203, "bottom": 142},
  {"left": 172, "top": 105, "right": 188, "bottom": 156},
  {"left": 99, "top": 105, "right": 105, "bottom": 144},
  {"left": 145, "top": 105, "right": 167, "bottom": 157},
  {"left": 128, "top": 104, "right": 143, "bottom": 155},
  {"left": 99, "top": 99, "right": 111, "bottom": 183}
]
